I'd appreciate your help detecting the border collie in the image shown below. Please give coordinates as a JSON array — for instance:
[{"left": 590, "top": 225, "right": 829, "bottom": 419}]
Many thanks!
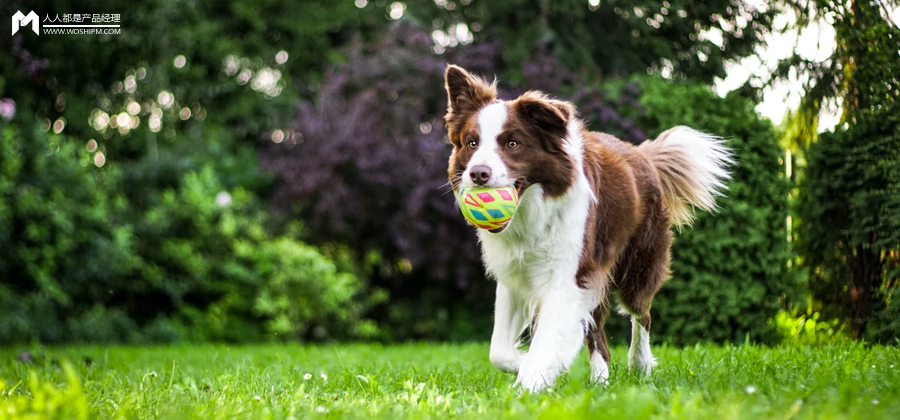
[{"left": 443, "top": 65, "right": 732, "bottom": 392}]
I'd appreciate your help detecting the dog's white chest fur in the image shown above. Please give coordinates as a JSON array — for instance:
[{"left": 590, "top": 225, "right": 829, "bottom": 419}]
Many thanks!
[{"left": 477, "top": 181, "right": 592, "bottom": 304}]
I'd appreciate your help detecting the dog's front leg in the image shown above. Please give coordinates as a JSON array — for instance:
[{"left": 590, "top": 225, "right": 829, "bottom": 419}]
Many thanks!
[
  {"left": 515, "top": 283, "right": 593, "bottom": 392},
  {"left": 489, "top": 282, "right": 525, "bottom": 373}
]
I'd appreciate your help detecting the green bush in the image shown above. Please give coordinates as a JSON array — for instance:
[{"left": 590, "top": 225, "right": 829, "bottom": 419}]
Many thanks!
[
  {"left": 0, "top": 123, "right": 138, "bottom": 342},
  {"left": 153, "top": 168, "right": 372, "bottom": 342},
  {"left": 624, "top": 78, "right": 797, "bottom": 345},
  {"left": 247, "top": 238, "right": 374, "bottom": 340},
  {"left": 0, "top": 121, "right": 368, "bottom": 343}
]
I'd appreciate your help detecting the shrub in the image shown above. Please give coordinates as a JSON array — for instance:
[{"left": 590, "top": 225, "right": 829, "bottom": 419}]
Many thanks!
[
  {"left": 0, "top": 121, "right": 367, "bottom": 343},
  {"left": 0, "top": 123, "right": 138, "bottom": 342},
  {"left": 631, "top": 77, "right": 798, "bottom": 345},
  {"left": 248, "top": 238, "right": 373, "bottom": 340}
]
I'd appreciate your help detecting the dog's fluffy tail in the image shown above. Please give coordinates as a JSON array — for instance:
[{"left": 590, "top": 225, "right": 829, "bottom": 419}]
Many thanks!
[{"left": 637, "top": 126, "right": 733, "bottom": 226}]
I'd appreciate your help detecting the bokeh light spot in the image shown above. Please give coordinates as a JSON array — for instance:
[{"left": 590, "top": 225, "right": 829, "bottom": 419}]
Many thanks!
[
  {"left": 224, "top": 55, "right": 238, "bottom": 76},
  {"left": 149, "top": 116, "right": 162, "bottom": 133},
  {"left": 92, "top": 109, "right": 110, "bottom": 131},
  {"left": 215, "top": 192, "right": 232, "bottom": 207},
  {"left": 275, "top": 50, "right": 289, "bottom": 64},
  {"left": 127, "top": 101, "right": 141, "bottom": 115},
  {"left": 116, "top": 112, "right": 131, "bottom": 129},
  {"left": 271, "top": 129, "right": 285, "bottom": 143},
  {"left": 94, "top": 151, "right": 106, "bottom": 167},
  {"left": 158, "top": 91, "right": 175, "bottom": 109},
  {"left": 124, "top": 75, "right": 136, "bottom": 93},
  {"left": 237, "top": 69, "right": 253, "bottom": 85},
  {"left": 52, "top": 118, "right": 66, "bottom": 134},
  {"left": 389, "top": 2, "right": 406, "bottom": 20}
]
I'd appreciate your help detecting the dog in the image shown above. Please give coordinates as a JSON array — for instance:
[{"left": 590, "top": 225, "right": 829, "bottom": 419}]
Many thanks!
[{"left": 443, "top": 65, "right": 732, "bottom": 392}]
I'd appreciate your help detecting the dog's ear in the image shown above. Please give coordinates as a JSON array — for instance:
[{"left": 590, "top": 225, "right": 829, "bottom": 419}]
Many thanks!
[
  {"left": 514, "top": 92, "right": 574, "bottom": 152},
  {"left": 445, "top": 65, "right": 497, "bottom": 116}
]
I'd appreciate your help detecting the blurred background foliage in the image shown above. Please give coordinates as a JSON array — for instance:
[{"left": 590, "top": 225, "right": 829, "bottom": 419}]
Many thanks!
[{"left": 0, "top": 0, "right": 897, "bottom": 344}]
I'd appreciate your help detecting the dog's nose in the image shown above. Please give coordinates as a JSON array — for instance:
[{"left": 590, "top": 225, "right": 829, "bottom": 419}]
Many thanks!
[{"left": 470, "top": 165, "right": 492, "bottom": 186}]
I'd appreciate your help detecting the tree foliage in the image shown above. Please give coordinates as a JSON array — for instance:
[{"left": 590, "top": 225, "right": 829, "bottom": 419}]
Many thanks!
[
  {"left": 798, "top": 110, "right": 900, "bottom": 340},
  {"left": 778, "top": 0, "right": 900, "bottom": 125},
  {"left": 406, "top": 0, "right": 778, "bottom": 83},
  {"left": 789, "top": 0, "right": 900, "bottom": 339}
]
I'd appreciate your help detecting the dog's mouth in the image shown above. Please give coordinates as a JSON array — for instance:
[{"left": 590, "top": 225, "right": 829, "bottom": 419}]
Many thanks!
[
  {"left": 485, "top": 179, "right": 525, "bottom": 234},
  {"left": 514, "top": 179, "right": 526, "bottom": 197}
]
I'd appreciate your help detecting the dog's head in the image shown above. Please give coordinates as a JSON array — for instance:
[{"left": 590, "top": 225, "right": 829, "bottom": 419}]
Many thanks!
[{"left": 444, "top": 65, "right": 577, "bottom": 200}]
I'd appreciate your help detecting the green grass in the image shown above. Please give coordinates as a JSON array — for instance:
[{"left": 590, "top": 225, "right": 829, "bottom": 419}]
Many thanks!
[{"left": 1, "top": 342, "right": 898, "bottom": 419}]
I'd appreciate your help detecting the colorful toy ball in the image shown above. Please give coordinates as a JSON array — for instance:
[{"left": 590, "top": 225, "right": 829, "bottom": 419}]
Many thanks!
[{"left": 458, "top": 186, "right": 519, "bottom": 232}]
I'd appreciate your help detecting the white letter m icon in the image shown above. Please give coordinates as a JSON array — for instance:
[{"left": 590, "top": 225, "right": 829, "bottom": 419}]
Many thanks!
[{"left": 12, "top": 11, "right": 40, "bottom": 36}]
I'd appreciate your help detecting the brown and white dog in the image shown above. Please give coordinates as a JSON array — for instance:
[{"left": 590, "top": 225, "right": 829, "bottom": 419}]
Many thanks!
[{"left": 443, "top": 65, "right": 732, "bottom": 392}]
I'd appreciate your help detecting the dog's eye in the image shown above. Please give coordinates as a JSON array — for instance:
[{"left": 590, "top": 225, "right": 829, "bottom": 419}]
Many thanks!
[
  {"left": 467, "top": 139, "right": 477, "bottom": 150},
  {"left": 507, "top": 140, "right": 519, "bottom": 149}
]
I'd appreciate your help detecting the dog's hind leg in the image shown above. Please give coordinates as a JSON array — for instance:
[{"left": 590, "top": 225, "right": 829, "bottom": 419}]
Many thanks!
[
  {"left": 586, "top": 302, "right": 611, "bottom": 384},
  {"left": 618, "top": 229, "right": 672, "bottom": 376},
  {"left": 627, "top": 313, "right": 657, "bottom": 376}
]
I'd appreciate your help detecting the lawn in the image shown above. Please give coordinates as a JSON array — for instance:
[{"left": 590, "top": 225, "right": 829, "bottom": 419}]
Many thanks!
[{"left": 0, "top": 342, "right": 898, "bottom": 419}]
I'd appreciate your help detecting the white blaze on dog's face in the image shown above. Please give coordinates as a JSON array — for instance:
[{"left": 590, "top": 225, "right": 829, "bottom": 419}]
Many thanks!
[
  {"left": 462, "top": 102, "right": 515, "bottom": 189},
  {"left": 444, "top": 64, "right": 578, "bottom": 200}
]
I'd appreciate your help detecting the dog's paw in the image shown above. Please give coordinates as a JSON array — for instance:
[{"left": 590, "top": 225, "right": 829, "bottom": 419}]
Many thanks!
[
  {"left": 514, "top": 354, "right": 557, "bottom": 393},
  {"left": 628, "top": 356, "right": 657, "bottom": 377},
  {"left": 639, "top": 358, "right": 658, "bottom": 376},
  {"left": 489, "top": 348, "right": 524, "bottom": 373},
  {"left": 589, "top": 353, "right": 610, "bottom": 385}
]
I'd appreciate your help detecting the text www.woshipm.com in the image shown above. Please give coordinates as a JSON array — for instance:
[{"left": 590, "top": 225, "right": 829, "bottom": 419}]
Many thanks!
[{"left": 43, "top": 28, "right": 121, "bottom": 35}]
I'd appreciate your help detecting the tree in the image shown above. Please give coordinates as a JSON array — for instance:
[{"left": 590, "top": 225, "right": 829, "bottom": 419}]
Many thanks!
[
  {"left": 798, "top": 111, "right": 900, "bottom": 340},
  {"left": 787, "top": 0, "right": 900, "bottom": 339},
  {"left": 1, "top": 0, "right": 381, "bottom": 188}
]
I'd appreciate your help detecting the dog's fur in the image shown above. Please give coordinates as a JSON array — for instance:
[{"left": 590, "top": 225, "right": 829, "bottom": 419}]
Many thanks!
[{"left": 444, "top": 65, "right": 732, "bottom": 391}]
